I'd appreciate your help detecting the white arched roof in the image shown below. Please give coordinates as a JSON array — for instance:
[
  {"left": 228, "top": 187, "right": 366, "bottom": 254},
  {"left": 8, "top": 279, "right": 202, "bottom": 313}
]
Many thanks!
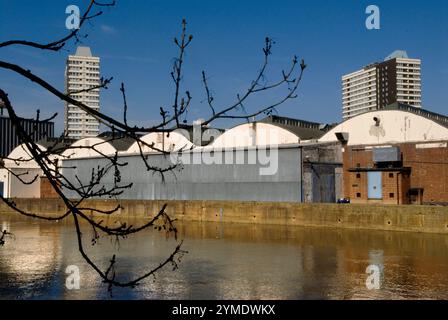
[
  {"left": 319, "top": 110, "right": 448, "bottom": 146},
  {"left": 127, "top": 131, "right": 194, "bottom": 154},
  {"left": 61, "top": 137, "right": 117, "bottom": 159},
  {"left": 209, "top": 123, "right": 300, "bottom": 149},
  {"left": 4, "top": 143, "right": 47, "bottom": 169}
]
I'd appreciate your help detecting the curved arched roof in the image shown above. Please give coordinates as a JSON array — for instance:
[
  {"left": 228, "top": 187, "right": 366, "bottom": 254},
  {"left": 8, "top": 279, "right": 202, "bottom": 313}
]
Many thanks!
[
  {"left": 61, "top": 137, "right": 117, "bottom": 159},
  {"left": 127, "top": 131, "right": 194, "bottom": 154},
  {"left": 319, "top": 109, "right": 448, "bottom": 146},
  {"left": 5, "top": 143, "right": 47, "bottom": 169},
  {"left": 208, "top": 122, "right": 300, "bottom": 149}
]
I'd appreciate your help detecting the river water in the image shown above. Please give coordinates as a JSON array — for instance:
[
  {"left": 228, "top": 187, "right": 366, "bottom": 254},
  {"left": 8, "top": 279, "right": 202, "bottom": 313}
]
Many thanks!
[{"left": 1, "top": 212, "right": 448, "bottom": 300}]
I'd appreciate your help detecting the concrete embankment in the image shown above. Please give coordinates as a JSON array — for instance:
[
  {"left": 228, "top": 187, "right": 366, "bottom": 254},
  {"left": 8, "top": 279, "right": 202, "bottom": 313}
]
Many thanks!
[{"left": 1, "top": 199, "right": 448, "bottom": 234}]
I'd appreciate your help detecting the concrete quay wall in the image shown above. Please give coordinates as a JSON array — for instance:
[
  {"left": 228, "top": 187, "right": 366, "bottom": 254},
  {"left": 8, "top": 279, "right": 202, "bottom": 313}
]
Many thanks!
[{"left": 1, "top": 199, "right": 448, "bottom": 234}]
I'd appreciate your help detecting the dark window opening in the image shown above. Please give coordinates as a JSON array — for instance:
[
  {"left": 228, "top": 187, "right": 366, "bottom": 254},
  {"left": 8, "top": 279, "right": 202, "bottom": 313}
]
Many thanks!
[
  {"left": 389, "top": 173, "right": 394, "bottom": 178},
  {"left": 356, "top": 173, "right": 361, "bottom": 179},
  {"left": 356, "top": 193, "right": 361, "bottom": 198},
  {"left": 390, "top": 193, "right": 395, "bottom": 198}
]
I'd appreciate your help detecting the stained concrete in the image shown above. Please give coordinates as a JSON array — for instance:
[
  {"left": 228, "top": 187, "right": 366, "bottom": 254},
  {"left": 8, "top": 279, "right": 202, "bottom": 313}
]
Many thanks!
[{"left": 1, "top": 199, "right": 448, "bottom": 234}]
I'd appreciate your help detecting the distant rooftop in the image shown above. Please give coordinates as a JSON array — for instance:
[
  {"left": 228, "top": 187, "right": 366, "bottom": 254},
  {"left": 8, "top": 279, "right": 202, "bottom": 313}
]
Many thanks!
[
  {"left": 107, "top": 137, "right": 136, "bottom": 152},
  {"left": 357, "top": 50, "right": 418, "bottom": 73},
  {"left": 98, "top": 131, "right": 141, "bottom": 151},
  {"left": 384, "top": 102, "right": 448, "bottom": 129},
  {"left": 37, "top": 137, "right": 76, "bottom": 155},
  {"left": 385, "top": 50, "right": 409, "bottom": 61},
  {"left": 74, "top": 46, "right": 93, "bottom": 57},
  {"left": 260, "top": 115, "right": 335, "bottom": 140}
]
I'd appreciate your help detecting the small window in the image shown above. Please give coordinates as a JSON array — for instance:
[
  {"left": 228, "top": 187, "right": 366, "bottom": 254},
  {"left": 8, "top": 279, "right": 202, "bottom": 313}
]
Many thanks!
[
  {"left": 389, "top": 173, "right": 394, "bottom": 178},
  {"left": 390, "top": 193, "right": 395, "bottom": 198},
  {"left": 356, "top": 173, "right": 361, "bottom": 179},
  {"left": 357, "top": 193, "right": 361, "bottom": 198}
]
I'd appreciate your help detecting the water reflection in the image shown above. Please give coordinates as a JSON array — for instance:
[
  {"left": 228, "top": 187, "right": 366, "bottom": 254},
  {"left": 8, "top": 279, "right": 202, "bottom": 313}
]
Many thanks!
[{"left": 1, "top": 213, "right": 448, "bottom": 300}]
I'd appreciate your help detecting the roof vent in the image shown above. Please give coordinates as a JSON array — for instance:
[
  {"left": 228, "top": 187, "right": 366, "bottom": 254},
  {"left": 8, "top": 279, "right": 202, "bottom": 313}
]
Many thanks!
[
  {"left": 75, "top": 46, "right": 93, "bottom": 57},
  {"left": 385, "top": 50, "right": 408, "bottom": 61}
]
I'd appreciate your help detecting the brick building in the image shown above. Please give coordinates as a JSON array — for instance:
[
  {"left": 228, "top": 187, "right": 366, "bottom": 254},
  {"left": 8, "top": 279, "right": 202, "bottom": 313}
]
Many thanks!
[{"left": 319, "top": 103, "right": 448, "bottom": 205}]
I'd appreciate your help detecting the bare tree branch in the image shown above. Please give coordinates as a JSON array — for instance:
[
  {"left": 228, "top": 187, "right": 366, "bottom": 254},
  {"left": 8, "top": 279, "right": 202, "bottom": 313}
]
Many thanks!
[{"left": 0, "top": 11, "right": 306, "bottom": 290}]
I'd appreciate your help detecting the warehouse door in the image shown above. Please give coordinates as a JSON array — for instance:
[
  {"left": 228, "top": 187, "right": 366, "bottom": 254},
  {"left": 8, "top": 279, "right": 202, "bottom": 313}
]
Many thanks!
[
  {"left": 312, "top": 173, "right": 335, "bottom": 203},
  {"left": 368, "top": 172, "right": 382, "bottom": 199}
]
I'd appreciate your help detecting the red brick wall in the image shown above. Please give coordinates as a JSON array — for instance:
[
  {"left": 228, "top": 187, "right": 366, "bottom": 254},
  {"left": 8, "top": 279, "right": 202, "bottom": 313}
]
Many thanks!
[
  {"left": 381, "top": 171, "right": 410, "bottom": 205},
  {"left": 400, "top": 144, "right": 448, "bottom": 203},
  {"left": 343, "top": 142, "right": 448, "bottom": 204},
  {"left": 348, "top": 171, "right": 367, "bottom": 203},
  {"left": 343, "top": 148, "right": 372, "bottom": 201},
  {"left": 40, "top": 177, "right": 59, "bottom": 199},
  {"left": 348, "top": 170, "right": 410, "bottom": 204}
]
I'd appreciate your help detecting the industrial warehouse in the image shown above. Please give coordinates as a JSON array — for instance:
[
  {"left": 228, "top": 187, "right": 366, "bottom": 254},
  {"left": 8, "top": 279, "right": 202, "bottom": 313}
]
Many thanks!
[{"left": 1, "top": 103, "right": 448, "bottom": 206}]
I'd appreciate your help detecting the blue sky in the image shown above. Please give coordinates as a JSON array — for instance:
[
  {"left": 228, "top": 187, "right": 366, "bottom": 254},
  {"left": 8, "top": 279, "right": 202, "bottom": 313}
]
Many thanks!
[{"left": 0, "top": 0, "right": 447, "bottom": 134}]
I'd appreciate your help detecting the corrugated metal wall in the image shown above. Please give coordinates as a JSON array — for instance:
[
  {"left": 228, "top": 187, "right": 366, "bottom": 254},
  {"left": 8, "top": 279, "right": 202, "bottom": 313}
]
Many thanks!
[
  {"left": 0, "top": 116, "right": 54, "bottom": 157},
  {"left": 61, "top": 147, "right": 303, "bottom": 202}
]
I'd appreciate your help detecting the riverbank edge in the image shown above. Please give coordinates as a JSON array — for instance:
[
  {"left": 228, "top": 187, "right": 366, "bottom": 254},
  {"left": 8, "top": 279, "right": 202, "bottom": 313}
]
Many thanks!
[{"left": 1, "top": 199, "right": 448, "bottom": 234}]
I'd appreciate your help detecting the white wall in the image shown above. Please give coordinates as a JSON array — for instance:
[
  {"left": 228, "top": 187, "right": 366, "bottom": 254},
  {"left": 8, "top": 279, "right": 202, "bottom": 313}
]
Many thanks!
[
  {"left": 3, "top": 143, "right": 45, "bottom": 198},
  {"left": 8, "top": 168, "right": 41, "bottom": 198},
  {"left": 320, "top": 110, "right": 448, "bottom": 146}
]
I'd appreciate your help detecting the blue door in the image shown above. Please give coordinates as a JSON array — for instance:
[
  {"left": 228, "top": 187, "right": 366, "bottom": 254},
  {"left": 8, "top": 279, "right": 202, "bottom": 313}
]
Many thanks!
[
  {"left": 0, "top": 182, "right": 3, "bottom": 197},
  {"left": 368, "top": 172, "right": 382, "bottom": 199}
]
